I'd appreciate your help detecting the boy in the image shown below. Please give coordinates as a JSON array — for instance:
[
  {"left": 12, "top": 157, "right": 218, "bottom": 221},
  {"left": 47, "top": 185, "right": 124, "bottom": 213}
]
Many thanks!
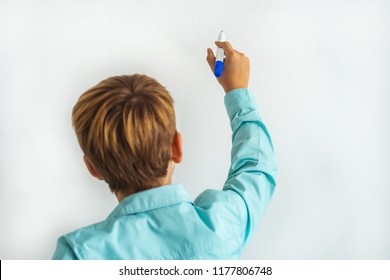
[{"left": 52, "top": 41, "right": 277, "bottom": 259}]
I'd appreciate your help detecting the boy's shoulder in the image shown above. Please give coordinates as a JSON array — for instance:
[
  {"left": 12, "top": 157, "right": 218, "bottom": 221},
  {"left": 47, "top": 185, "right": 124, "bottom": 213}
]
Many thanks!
[
  {"left": 60, "top": 184, "right": 193, "bottom": 245},
  {"left": 61, "top": 218, "right": 109, "bottom": 244},
  {"left": 53, "top": 218, "right": 110, "bottom": 259}
]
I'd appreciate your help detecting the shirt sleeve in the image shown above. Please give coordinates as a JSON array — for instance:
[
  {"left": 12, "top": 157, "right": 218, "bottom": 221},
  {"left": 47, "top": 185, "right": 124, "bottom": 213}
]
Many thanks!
[
  {"left": 52, "top": 236, "right": 79, "bottom": 260},
  {"left": 222, "top": 88, "right": 277, "bottom": 244}
]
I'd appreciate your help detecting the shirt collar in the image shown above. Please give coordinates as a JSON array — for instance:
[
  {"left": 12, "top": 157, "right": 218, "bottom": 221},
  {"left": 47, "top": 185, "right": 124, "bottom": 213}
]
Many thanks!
[{"left": 108, "top": 184, "right": 193, "bottom": 218}]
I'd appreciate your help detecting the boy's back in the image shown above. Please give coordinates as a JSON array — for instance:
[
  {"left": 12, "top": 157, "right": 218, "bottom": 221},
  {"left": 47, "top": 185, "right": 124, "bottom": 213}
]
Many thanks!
[{"left": 53, "top": 41, "right": 277, "bottom": 260}]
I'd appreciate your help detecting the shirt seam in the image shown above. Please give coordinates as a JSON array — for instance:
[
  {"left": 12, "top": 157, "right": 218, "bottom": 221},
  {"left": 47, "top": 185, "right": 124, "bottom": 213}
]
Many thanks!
[{"left": 68, "top": 234, "right": 86, "bottom": 259}]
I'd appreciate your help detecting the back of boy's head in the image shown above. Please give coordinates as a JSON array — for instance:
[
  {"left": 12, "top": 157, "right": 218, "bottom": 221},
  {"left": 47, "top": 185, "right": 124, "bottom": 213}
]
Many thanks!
[{"left": 72, "top": 74, "right": 176, "bottom": 195}]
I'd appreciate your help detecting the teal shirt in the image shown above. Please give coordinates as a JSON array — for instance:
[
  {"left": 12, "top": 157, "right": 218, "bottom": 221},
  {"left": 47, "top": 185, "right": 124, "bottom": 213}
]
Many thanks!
[{"left": 52, "top": 88, "right": 277, "bottom": 260}]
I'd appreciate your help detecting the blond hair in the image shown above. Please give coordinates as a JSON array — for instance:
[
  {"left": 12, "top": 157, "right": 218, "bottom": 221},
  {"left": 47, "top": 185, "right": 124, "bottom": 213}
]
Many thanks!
[{"left": 72, "top": 74, "right": 176, "bottom": 195}]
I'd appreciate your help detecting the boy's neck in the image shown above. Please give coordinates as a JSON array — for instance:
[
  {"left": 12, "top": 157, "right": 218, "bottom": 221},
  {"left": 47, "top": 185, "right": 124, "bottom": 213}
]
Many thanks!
[{"left": 115, "top": 161, "right": 175, "bottom": 202}]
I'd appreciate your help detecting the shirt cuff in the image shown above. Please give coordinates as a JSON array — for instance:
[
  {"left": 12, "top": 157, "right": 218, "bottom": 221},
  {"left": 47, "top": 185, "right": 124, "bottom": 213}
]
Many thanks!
[{"left": 224, "top": 88, "right": 258, "bottom": 121}]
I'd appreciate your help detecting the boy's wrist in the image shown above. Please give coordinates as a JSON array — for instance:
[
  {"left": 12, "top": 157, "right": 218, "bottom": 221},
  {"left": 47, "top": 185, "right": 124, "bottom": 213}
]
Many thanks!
[{"left": 225, "top": 88, "right": 249, "bottom": 95}]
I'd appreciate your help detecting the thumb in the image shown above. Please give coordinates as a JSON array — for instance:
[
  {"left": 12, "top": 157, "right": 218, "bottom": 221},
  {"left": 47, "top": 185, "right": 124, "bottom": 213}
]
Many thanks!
[{"left": 206, "top": 48, "right": 215, "bottom": 72}]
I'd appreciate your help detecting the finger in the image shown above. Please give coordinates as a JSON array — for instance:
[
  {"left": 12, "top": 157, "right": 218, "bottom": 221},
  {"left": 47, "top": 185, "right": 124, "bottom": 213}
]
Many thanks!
[
  {"left": 215, "top": 41, "right": 235, "bottom": 56},
  {"left": 206, "top": 48, "right": 216, "bottom": 72}
]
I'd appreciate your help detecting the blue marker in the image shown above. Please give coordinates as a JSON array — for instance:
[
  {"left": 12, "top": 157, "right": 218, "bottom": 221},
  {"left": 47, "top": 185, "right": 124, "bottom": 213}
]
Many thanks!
[{"left": 214, "top": 31, "right": 226, "bottom": 78}]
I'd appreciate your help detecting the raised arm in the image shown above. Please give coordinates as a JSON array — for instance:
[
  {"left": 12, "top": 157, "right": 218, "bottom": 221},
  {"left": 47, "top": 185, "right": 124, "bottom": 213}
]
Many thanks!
[{"left": 206, "top": 41, "right": 277, "bottom": 243}]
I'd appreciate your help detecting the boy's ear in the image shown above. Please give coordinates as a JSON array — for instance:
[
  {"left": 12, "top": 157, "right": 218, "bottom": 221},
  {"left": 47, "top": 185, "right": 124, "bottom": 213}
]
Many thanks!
[
  {"left": 171, "top": 132, "right": 183, "bottom": 164},
  {"left": 83, "top": 155, "right": 104, "bottom": 180}
]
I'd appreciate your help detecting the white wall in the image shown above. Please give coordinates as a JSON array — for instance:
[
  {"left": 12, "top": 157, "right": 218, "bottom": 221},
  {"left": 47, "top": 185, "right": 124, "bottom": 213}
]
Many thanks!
[{"left": 1, "top": 0, "right": 389, "bottom": 259}]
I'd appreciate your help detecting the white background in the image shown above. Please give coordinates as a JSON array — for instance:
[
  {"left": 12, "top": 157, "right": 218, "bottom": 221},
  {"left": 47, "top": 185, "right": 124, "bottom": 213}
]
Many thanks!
[{"left": 1, "top": 0, "right": 389, "bottom": 259}]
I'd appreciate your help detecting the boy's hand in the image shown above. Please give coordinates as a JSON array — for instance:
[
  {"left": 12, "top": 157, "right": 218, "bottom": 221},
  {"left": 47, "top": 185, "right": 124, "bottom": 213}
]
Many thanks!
[{"left": 207, "top": 41, "right": 250, "bottom": 93}]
